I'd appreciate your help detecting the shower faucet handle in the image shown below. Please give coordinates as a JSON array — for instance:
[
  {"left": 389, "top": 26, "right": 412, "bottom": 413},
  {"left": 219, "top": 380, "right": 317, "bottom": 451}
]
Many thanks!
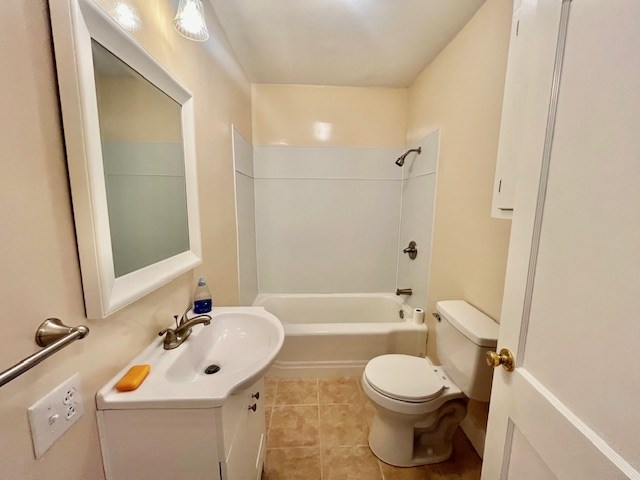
[{"left": 403, "top": 241, "right": 418, "bottom": 260}]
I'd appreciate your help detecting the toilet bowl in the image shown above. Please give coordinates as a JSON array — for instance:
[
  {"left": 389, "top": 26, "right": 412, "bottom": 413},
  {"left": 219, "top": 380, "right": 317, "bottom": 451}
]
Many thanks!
[
  {"left": 362, "top": 300, "right": 498, "bottom": 467},
  {"left": 362, "top": 355, "right": 467, "bottom": 466}
]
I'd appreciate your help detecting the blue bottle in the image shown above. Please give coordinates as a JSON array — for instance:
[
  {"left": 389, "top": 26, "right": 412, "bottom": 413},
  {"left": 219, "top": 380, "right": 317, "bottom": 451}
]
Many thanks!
[{"left": 193, "top": 277, "right": 212, "bottom": 314}]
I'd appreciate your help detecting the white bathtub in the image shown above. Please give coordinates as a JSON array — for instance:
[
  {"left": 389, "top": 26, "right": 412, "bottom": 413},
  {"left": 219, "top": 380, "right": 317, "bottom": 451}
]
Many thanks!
[{"left": 253, "top": 293, "right": 427, "bottom": 377}]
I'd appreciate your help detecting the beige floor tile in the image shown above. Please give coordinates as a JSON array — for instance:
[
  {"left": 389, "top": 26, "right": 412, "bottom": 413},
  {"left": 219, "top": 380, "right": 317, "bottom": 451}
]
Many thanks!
[
  {"left": 265, "top": 377, "right": 278, "bottom": 406},
  {"left": 263, "top": 380, "right": 481, "bottom": 479},
  {"left": 268, "top": 405, "right": 320, "bottom": 448},
  {"left": 274, "top": 378, "right": 318, "bottom": 405},
  {"left": 321, "top": 446, "right": 383, "bottom": 480},
  {"left": 319, "top": 377, "right": 362, "bottom": 404},
  {"left": 263, "top": 447, "right": 321, "bottom": 480},
  {"left": 319, "top": 404, "right": 368, "bottom": 447},
  {"left": 379, "top": 462, "right": 445, "bottom": 480}
]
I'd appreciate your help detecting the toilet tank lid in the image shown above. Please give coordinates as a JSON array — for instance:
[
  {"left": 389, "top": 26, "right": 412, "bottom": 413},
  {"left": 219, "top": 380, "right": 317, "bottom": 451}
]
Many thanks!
[{"left": 436, "top": 301, "right": 499, "bottom": 347}]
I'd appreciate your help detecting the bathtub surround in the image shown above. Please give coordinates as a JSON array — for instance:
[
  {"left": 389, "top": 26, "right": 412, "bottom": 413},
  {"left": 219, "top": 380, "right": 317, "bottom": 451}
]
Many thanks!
[
  {"left": 396, "top": 131, "right": 439, "bottom": 311},
  {"left": 0, "top": 0, "right": 250, "bottom": 478},
  {"left": 233, "top": 128, "right": 259, "bottom": 305},
  {"left": 247, "top": 138, "right": 439, "bottom": 297},
  {"left": 254, "top": 146, "right": 403, "bottom": 294}
]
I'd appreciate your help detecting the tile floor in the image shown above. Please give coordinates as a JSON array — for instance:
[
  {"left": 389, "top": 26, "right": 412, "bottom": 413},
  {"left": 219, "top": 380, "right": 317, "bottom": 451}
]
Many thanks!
[{"left": 262, "top": 377, "right": 482, "bottom": 480}]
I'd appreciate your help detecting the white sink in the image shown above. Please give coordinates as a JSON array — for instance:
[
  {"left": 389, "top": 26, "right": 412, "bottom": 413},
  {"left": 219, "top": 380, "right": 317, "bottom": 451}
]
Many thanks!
[{"left": 96, "top": 307, "right": 284, "bottom": 409}]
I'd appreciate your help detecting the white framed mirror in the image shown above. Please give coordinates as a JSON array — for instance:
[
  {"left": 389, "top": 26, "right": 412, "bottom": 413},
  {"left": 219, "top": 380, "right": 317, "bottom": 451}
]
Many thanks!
[{"left": 50, "top": 0, "right": 202, "bottom": 318}]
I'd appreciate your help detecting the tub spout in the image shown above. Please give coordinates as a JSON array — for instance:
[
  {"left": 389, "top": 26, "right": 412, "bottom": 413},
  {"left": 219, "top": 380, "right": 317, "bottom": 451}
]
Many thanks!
[{"left": 396, "top": 288, "right": 412, "bottom": 296}]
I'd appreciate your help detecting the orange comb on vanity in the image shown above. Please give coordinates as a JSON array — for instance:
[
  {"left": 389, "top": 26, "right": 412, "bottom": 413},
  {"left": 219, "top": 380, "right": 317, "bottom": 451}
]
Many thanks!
[{"left": 115, "top": 364, "right": 150, "bottom": 392}]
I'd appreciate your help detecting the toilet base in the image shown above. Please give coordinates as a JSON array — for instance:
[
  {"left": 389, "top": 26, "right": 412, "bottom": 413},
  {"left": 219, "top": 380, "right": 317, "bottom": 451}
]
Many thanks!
[{"left": 368, "top": 399, "right": 467, "bottom": 467}]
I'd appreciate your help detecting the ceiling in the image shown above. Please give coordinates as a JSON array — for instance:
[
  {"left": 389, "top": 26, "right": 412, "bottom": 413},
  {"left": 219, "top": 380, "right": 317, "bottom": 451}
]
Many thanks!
[{"left": 209, "top": 0, "right": 486, "bottom": 88}]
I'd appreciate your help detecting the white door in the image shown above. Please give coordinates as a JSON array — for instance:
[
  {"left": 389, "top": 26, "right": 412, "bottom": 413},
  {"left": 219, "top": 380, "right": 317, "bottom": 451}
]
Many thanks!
[{"left": 482, "top": 0, "right": 640, "bottom": 478}]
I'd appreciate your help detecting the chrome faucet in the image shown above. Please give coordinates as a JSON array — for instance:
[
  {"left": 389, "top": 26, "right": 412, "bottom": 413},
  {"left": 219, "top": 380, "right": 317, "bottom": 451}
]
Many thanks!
[{"left": 159, "top": 307, "right": 212, "bottom": 350}]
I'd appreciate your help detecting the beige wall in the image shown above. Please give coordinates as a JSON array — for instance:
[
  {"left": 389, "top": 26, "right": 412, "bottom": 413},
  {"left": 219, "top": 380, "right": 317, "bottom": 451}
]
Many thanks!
[
  {"left": 252, "top": 83, "right": 407, "bottom": 147},
  {"left": 406, "top": 0, "right": 513, "bottom": 453},
  {"left": 0, "top": 1, "right": 250, "bottom": 478}
]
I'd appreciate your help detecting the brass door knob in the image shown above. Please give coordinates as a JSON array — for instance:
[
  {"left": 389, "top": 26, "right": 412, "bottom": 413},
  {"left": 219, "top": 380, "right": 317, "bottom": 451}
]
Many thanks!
[{"left": 486, "top": 348, "right": 515, "bottom": 372}]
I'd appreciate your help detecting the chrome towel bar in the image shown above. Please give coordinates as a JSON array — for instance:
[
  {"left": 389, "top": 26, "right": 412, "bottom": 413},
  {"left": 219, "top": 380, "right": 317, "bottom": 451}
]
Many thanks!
[{"left": 0, "top": 319, "right": 89, "bottom": 388}]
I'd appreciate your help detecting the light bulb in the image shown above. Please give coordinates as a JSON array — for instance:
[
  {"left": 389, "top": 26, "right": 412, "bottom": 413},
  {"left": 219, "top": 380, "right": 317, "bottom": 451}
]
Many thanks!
[{"left": 173, "top": 0, "right": 209, "bottom": 42}]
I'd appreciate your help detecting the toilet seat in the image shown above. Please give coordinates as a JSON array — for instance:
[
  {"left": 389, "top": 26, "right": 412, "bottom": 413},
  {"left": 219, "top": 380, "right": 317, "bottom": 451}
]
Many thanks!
[{"left": 364, "top": 354, "right": 444, "bottom": 403}]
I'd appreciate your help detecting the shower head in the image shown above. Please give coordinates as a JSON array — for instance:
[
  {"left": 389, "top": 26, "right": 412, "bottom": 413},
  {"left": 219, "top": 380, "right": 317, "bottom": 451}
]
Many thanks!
[{"left": 395, "top": 147, "right": 422, "bottom": 167}]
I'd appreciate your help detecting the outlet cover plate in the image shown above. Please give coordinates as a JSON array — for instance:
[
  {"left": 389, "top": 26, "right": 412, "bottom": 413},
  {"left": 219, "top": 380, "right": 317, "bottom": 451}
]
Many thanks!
[{"left": 28, "top": 373, "right": 84, "bottom": 458}]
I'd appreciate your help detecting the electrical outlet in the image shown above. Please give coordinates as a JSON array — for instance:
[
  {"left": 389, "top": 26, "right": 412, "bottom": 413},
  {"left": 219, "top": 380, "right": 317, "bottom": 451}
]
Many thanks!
[{"left": 28, "top": 373, "right": 84, "bottom": 458}]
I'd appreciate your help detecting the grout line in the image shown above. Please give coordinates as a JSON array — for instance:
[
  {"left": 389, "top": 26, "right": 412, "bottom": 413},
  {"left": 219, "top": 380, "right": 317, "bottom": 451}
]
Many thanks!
[
  {"left": 270, "top": 401, "right": 360, "bottom": 407},
  {"left": 324, "top": 443, "right": 370, "bottom": 448},
  {"left": 272, "top": 377, "right": 278, "bottom": 406},
  {"left": 266, "top": 406, "right": 274, "bottom": 447},
  {"left": 264, "top": 443, "right": 371, "bottom": 452},
  {"left": 264, "top": 446, "right": 321, "bottom": 451},
  {"left": 378, "top": 459, "right": 386, "bottom": 480},
  {"left": 265, "top": 378, "right": 277, "bottom": 452}
]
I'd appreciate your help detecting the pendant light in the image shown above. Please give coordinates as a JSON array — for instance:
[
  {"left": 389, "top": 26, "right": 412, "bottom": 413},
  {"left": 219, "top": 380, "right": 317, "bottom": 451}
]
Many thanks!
[{"left": 173, "top": 0, "right": 209, "bottom": 42}]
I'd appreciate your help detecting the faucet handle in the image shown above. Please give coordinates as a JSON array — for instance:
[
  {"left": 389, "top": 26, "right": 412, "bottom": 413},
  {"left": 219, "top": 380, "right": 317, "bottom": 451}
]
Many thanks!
[
  {"left": 158, "top": 328, "right": 180, "bottom": 349},
  {"left": 178, "top": 305, "right": 193, "bottom": 326},
  {"left": 159, "top": 329, "right": 177, "bottom": 341}
]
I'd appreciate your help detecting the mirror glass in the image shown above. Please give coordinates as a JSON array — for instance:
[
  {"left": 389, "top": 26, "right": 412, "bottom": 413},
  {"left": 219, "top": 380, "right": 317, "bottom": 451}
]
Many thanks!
[{"left": 91, "top": 40, "right": 190, "bottom": 278}]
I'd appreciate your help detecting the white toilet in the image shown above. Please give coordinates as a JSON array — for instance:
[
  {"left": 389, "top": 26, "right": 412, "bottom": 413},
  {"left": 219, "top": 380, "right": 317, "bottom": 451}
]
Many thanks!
[{"left": 362, "top": 300, "right": 498, "bottom": 467}]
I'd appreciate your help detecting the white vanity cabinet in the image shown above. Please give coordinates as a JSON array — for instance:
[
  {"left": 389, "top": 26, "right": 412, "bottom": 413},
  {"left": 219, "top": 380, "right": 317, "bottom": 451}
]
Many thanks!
[
  {"left": 221, "top": 380, "right": 266, "bottom": 480},
  {"left": 492, "top": 0, "right": 567, "bottom": 219},
  {"left": 97, "top": 378, "right": 266, "bottom": 480}
]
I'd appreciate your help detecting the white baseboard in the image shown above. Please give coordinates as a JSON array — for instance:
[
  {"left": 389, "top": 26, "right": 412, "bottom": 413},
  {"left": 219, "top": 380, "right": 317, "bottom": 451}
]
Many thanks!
[
  {"left": 460, "top": 415, "right": 486, "bottom": 458},
  {"left": 268, "top": 360, "right": 367, "bottom": 379}
]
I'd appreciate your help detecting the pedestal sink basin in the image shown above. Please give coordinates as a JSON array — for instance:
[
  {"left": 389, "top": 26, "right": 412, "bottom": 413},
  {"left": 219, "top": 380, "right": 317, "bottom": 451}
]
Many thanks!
[{"left": 96, "top": 307, "right": 284, "bottom": 409}]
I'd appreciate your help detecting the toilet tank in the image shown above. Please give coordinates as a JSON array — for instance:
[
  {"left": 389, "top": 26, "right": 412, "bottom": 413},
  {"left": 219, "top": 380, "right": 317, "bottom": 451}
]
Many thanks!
[{"left": 435, "top": 301, "right": 499, "bottom": 402}]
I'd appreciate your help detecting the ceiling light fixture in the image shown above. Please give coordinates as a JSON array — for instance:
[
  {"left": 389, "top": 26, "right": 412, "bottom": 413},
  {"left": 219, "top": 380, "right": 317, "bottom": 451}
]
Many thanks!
[{"left": 173, "top": 0, "right": 209, "bottom": 42}]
